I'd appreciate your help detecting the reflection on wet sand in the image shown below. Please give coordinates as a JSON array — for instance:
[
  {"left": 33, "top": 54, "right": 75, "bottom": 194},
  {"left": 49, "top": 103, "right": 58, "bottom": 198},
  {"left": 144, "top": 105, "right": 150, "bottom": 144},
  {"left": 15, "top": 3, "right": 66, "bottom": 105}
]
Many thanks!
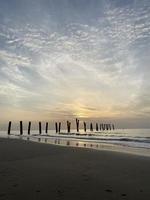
[
  {"left": 14, "top": 136, "right": 127, "bottom": 154},
  {"left": 45, "top": 138, "right": 47, "bottom": 143}
]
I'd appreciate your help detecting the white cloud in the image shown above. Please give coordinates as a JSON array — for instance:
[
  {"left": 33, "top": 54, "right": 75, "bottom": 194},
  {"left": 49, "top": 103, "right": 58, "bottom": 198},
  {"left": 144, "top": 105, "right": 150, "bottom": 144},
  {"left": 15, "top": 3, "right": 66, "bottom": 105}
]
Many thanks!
[{"left": 0, "top": 0, "right": 150, "bottom": 122}]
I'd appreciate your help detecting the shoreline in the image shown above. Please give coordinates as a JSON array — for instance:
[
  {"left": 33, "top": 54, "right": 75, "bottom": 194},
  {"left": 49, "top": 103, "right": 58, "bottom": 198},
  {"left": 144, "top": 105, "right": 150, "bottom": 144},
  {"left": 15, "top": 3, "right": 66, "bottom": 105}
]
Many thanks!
[
  {"left": 2, "top": 134, "right": 150, "bottom": 157},
  {"left": 0, "top": 138, "right": 150, "bottom": 200}
]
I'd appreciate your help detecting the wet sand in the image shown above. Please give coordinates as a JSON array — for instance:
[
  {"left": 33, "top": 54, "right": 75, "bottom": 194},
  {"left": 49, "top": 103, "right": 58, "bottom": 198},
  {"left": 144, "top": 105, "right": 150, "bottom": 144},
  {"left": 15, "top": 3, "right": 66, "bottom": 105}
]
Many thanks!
[{"left": 0, "top": 138, "right": 150, "bottom": 200}]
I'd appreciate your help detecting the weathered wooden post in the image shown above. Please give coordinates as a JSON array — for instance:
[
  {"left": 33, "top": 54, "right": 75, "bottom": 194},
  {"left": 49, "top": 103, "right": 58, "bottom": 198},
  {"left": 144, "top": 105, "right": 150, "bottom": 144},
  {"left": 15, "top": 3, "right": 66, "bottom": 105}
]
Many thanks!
[
  {"left": 90, "top": 123, "right": 93, "bottom": 132},
  {"left": 101, "top": 123, "right": 103, "bottom": 130},
  {"left": 8, "top": 121, "right": 12, "bottom": 135},
  {"left": 102, "top": 123, "right": 105, "bottom": 131},
  {"left": 109, "top": 124, "right": 111, "bottom": 130},
  {"left": 67, "top": 121, "right": 71, "bottom": 133},
  {"left": 45, "top": 122, "right": 48, "bottom": 134},
  {"left": 106, "top": 124, "right": 109, "bottom": 130},
  {"left": 28, "top": 121, "right": 31, "bottom": 135},
  {"left": 58, "top": 122, "right": 61, "bottom": 133},
  {"left": 104, "top": 124, "right": 106, "bottom": 130},
  {"left": 67, "top": 121, "right": 69, "bottom": 133},
  {"left": 96, "top": 123, "right": 98, "bottom": 131},
  {"left": 99, "top": 124, "right": 102, "bottom": 131},
  {"left": 39, "top": 122, "right": 42, "bottom": 134},
  {"left": 68, "top": 121, "right": 71, "bottom": 133},
  {"left": 112, "top": 124, "right": 115, "bottom": 130},
  {"left": 101, "top": 124, "right": 103, "bottom": 131},
  {"left": 20, "top": 121, "right": 23, "bottom": 135},
  {"left": 76, "top": 118, "right": 79, "bottom": 132},
  {"left": 70, "top": 122, "right": 71, "bottom": 133},
  {"left": 83, "top": 122, "right": 86, "bottom": 132},
  {"left": 55, "top": 122, "right": 58, "bottom": 133}
]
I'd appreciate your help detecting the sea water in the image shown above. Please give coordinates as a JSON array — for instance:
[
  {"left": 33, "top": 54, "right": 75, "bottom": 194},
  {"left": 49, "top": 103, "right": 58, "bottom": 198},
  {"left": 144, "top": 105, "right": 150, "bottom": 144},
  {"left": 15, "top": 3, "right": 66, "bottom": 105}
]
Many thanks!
[{"left": 0, "top": 129, "right": 150, "bottom": 156}]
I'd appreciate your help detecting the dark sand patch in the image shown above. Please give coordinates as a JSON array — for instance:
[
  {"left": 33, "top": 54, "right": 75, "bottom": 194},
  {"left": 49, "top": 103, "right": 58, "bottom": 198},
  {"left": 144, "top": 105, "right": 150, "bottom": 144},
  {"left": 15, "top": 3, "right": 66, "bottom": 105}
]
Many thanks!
[{"left": 0, "top": 138, "right": 150, "bottom": 200}]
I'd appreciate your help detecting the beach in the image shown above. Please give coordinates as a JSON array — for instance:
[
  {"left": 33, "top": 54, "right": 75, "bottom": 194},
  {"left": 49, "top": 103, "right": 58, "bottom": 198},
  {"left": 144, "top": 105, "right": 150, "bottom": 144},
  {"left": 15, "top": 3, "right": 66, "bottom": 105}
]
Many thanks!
[{"left": 0, "top": 138, "right": 150, "bottom": 200}]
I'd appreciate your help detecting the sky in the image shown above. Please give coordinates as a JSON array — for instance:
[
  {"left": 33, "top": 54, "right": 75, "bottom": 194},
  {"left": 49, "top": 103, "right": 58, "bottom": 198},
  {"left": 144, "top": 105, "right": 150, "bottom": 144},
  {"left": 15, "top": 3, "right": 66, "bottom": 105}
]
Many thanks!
[{"left": 0, "top": 0, "right": 150, "bottom": 128}]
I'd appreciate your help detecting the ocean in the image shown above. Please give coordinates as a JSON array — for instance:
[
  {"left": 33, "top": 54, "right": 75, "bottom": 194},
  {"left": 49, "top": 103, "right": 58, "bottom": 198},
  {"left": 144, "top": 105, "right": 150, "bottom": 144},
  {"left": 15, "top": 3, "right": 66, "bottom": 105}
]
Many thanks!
[{"left": 0, "top": 129, "right": 150, "bottom": 156}]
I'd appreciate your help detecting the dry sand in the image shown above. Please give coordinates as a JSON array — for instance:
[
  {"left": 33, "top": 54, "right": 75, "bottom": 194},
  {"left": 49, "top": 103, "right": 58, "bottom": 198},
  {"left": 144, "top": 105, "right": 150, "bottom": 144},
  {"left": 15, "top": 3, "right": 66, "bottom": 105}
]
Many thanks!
[{"left": 0, "top": 138, "right": 150, "bottom": 200}]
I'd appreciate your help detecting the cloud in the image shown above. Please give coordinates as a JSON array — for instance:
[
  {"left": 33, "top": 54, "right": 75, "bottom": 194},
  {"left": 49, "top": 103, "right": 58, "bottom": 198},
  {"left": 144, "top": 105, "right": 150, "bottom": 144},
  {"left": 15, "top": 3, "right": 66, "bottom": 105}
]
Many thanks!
[{"left": 0, "top": 0, "right": 150, "bottom": 124}]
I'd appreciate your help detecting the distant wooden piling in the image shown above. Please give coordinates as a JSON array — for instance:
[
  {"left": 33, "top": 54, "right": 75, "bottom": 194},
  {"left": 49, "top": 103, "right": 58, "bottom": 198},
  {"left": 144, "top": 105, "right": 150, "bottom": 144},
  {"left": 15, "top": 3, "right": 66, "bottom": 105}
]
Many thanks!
[
  {"left": 39, "top": 122, "right": 42, "bottom": 134},
  {"left": 55, "top": 122, "right": 58, "bottom": 133},
  {"left": 76, "top": 118, "right": 79, "bottom": 132},
  {"left": 99, "top": 124, "right": 102, "bottom": 131},
  {"left": 90, "top": 123, "right": 93, "bottom": 132},
  {"left": 67, "top": 121, "right": 71, "bottom": 133},
  {"left": 109, "top": 124, "right": 111, "bottom": 130},
  {"left": 58, "top": 122, "right": 61, "bottom": 133},
  {"left": 101, "top": 123, "right": 103, "bottom": 130},
  {"left": 20, "top": 121, "right": 23, "bottom": 135},
  {"left": 45, "top": 122, "right": 48, "bottom": 134},
  {"left": 99, "top": 123, "right": 114, "bottom": 131},
  {"left": 96, "top": 123, "right": 98, "bottom": 131},
  {"left": 83, "top": 122, "right": 86, "bottom": 132},
  {"left": 112, "top": 124, "right": 115, "bottom": 130},
  {"left": 28, "top": 121, "right": 31, "bottom": 135},
  {"left": 8, "top": 121, "right": 12, "bottom": 135},
  {"left": 106, "top": 124, "right": 109, "bottom": 130},
  {"left": 102, "top": 123, "right": 105, "bottom": 131}
]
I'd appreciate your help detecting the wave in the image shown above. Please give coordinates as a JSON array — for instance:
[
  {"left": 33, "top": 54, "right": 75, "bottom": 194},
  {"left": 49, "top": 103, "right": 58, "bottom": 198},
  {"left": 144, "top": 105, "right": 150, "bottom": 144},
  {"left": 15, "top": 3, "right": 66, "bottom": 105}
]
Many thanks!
[
  {"left": 2, "top": 129, "right": 150, "bottom": 150},
  {"left": 31, "top": 133, "right": 150, "bottom": 145}
]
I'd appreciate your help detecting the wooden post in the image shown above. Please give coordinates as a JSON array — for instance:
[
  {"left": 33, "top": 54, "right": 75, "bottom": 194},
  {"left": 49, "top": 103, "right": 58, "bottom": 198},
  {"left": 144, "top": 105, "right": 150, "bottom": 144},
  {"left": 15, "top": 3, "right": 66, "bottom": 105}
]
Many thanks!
[
  {"left": 83, "top": 122, "right": 86, "bottom": 132},
  {"left": 55, "top": 122, "right": 58, "bottom": 133},
  {"left": 8, "top": 121, "right": 11, "bottom": 135},
  {"left": 112, "top": 124, "right": 115, "bottom": 130},
  {"left": 104, "top": 124, "right": 106, "bottom": 131},
  {"left": 39, "top": 122, "right": 42, "bottom": 134},
  {"left": 58, "top": 122, "right": 61, "bottom": 133},
  {"left": 102, "top": 123, "right": 105, "bottom": 131},
  {"left": 109, "top": 124, "right": 111, "bottom": 130},
  {"left": 76, "top": 118, "right": 79, "bottom": 132},
  {"left": 99, "top": 124, "right": 102, "bottom": 131},
  {"left": 67, "top": 121, "right": 71, "bottom": 133},
  {"left": 67, "top": 121, "right": 69, "bottom": 133},
  {"left": 90, "top": 123, "right": 93, "bottom": 132},
  {"left": 28, "top": 121, "right": 31, "bottom": 135},
  {"left": 45, "top": 122, "right": 48, "bottom": 134},
  {"left": 69, "top": 121, "right": 71, "bottom": 133},
  {"left": 106, "top": 124, "right": 109, "bottom": 130},
  {"left": 96, "top": 123, "right": 98, "bottom": 131},
  {"left": 20, "top": 121, "right": 23, "bottom": 135}
]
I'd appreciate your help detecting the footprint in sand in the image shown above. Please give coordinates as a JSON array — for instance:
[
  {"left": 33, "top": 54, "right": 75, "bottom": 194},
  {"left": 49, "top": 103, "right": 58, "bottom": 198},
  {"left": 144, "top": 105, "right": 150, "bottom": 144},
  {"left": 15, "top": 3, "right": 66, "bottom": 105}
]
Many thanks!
[
  {"left": 105, "top": 189, "right": 112, "bottom": 193},
  {"left": 82, "top": 174, "right": 89, "bottom": 181},
  {"left": 13, "top": 184, "right": 18, "bottom": 187},
  {"left": 57, "top": 189, "right": 64, "bottom": 196},
  {"left": 121, "top": 193, "right": 127, "bottom": 197},
  {"left": 0, "top": 193, "right": 6, "bottom": 197}
]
